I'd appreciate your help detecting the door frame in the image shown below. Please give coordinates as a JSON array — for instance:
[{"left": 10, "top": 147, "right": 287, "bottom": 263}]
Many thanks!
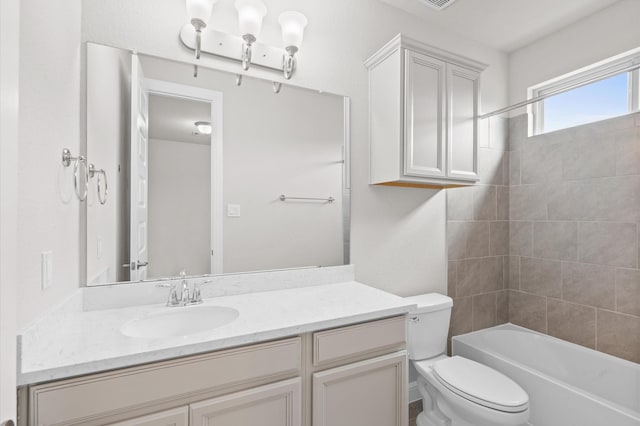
[{"left": 145, "top": 78, "right": 224, "bottom": 274}]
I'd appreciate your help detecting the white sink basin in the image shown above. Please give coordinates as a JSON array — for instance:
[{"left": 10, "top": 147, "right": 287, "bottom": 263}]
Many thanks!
[{"left": 120, "top": 305, "right": 239, "bottom": 339}]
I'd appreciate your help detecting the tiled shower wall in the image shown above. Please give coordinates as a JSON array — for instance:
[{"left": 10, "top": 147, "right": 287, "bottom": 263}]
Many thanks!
[
  {"left": 507, "top": 113, "right": 640, "bottom": 363},
  {"left": 447, "top": 112, "right": 640, "bottom": 363},
  {"left": 446, "top": 117, "right": 511, "bottom": 342}
]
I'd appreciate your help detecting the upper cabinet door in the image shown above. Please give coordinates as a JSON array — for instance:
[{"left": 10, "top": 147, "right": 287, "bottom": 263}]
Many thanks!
[
  {"left": 447, "top": 63, "right": 480, "bottom": 181},
  {"left": 403, "top": 50, "right": 447, "bottom": 178}
]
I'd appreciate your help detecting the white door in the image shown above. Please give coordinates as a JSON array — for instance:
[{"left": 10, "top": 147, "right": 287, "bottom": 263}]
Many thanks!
[
  {"left": 0, "top": 0, "right": 19, "bottom": 423},
  {"left": 404, "top": 50, "right": 447, "bottom": 179},
  {"left": 129, "top": 54, "right": 150, "bottom": 281}
]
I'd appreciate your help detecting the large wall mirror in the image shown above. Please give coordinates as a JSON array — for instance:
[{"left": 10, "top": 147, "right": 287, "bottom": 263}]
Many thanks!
[{"left": 86, "top": 42, "right": 350, "bottom": 286}]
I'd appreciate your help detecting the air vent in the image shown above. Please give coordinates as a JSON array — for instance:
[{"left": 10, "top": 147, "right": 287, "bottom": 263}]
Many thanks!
[{"left": 420, "top": 0, "right": 459, "bottom": 11}]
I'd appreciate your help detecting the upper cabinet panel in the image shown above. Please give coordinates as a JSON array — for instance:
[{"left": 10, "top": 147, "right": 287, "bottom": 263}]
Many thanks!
[
  {"left": 366, "top": 34, "right": 486, "bottom": 189},
  {"left": 404, "top": 51, "right": 446, "bottom": 179}
]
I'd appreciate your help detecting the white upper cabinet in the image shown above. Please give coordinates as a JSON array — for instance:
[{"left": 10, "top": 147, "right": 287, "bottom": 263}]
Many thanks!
[{"left": 367, "top": 34, "right": 486, "bottom": 188}]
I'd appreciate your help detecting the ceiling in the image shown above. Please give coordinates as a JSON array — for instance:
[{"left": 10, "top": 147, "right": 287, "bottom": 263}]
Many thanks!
[
  {"left": 148, "top": 94, "right": 211, "bottom": 145},
  {"left": 380, "top": 0, "right": 622, "bottom": 52}
]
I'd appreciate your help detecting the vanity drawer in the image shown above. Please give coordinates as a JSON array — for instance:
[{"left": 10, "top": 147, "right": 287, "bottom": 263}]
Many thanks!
[
  {"left": 28, "top": 337, "right": 301, "bottom": 426},
  {"left": 312, "top": 316, "right": 406, "bottom": 366}
]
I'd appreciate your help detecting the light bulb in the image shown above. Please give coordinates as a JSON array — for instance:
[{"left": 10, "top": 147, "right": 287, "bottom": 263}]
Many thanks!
[{"left": 186, "top": 0, "right": 218, "bottom": 25}]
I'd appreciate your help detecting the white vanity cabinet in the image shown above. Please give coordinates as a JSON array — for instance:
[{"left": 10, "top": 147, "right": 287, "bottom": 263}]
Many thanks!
[
  {"left": 21, "top": 316, "right": 406, "bottom": 426},
  {"left": 366, "top": 34, "right": 486, "bottom": 188}
]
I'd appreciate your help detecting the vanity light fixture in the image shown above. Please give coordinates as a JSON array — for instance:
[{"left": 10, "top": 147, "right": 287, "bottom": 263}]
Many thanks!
[
  {"left": 278, "top": 11, "right": 308, "bottom": 80},
  {"left": 195, "top": 121, "right": 213, "bottom": 135},
  {"left": 186, "top": 0, "right": 218, "bottom": 60},
  {"left": 180, "top": 3, "right": 308, "bottom": 81},
  {"left": 235, "top": 0, "right": 267, "bottom": 71}
]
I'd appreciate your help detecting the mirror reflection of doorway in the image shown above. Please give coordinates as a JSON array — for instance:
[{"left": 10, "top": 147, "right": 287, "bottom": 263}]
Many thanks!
[{"left": 147, "top": 93, "right": 213, "bottom": 278}]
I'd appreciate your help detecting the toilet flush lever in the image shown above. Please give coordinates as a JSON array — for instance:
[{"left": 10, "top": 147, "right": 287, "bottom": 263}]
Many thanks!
[{"left": 410, "top": 316, "right": 420, "bottom": 323}]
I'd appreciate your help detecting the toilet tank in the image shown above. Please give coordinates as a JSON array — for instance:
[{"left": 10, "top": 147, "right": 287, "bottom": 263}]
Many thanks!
[{"left": 405, "top": 293, "right": 453, "bottom": 360}]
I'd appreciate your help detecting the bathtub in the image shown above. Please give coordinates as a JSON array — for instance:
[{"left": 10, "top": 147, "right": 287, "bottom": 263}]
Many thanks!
[{"left": 452, "top": 323, "right": 640, "bottom": 426}]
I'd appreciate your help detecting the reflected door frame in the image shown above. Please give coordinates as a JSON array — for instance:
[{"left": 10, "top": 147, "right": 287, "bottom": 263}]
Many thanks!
[{"left": 145, "top": 78, "right": 224, "bottom": 275}]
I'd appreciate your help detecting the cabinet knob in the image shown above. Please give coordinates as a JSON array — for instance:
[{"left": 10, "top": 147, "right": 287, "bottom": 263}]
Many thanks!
[{"left": 2, "top": 420, "right": 15, "bottom": 426}]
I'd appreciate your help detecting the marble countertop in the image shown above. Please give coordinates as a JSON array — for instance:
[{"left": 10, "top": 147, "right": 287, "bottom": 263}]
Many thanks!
[{"left": 18, "top": 281, "right": 414, "bottom": 385}]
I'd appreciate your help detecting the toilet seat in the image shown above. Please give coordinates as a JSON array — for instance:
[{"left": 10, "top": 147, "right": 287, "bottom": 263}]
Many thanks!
[
  {"left": 431, "top": 356, "right": 529, "bottom": 413},
  {"left": 414, "top": 356, "right": 529, "bottom": 413}
]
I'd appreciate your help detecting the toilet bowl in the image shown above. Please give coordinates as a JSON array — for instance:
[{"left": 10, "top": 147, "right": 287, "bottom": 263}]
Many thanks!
[{"left": 406, "top": 293, "right": 530, "bottom": 426}]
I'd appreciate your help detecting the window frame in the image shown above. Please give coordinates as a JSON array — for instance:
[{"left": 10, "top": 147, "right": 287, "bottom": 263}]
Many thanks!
[{"left": 528, "top": 48, "right": 640, "bottom": 136}]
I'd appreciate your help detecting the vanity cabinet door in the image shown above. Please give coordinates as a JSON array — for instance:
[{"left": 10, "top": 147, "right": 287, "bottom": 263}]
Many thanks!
[
  {"left": 190, "top": 378, "right": 301, "bottom": 426},
  {"left": 312, "top": 351, "right": 407, "bottom": 426},
  {"left": 106, "top": 407, "right": 188, "bottom": 426}
]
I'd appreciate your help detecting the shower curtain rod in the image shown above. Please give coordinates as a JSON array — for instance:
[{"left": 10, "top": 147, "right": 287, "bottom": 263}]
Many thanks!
[{"left": 479, "top": 61, "right": 640, "bottom": 120}]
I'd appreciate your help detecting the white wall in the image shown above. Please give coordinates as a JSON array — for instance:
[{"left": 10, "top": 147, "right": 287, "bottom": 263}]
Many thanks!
[
  {"left": 147, "top": 138, "right": 211, "bottom": 277},
  {"left": 1, "top": 0, "right": 19, "bottom": 419},
  {"left": 18, "top": 0, "right": 82, "bottom": 329},
  {"left": 80, "top": 0, "right": 508, "bottom": 297},
  {"left": 509, "top": 0, "right": 640, "bottom": 107},
  {"left": 86, "top": 43, "right": 131, "bottom": 285}
]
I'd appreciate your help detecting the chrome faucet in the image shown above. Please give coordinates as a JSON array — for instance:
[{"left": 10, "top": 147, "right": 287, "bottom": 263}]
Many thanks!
[{"left": 160, "top": 271, "right": 212, "bottom": 307}]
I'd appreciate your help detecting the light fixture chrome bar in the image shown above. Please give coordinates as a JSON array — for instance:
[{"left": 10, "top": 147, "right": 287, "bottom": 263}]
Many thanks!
[
  {"left": 180, "top": 24, "right": 287, "bottom": 73},
  {"left": 479, "top": 61, "right": 640, "bottom": 119},
  {"left": 279, "top": 195, "right": 335, "bottom": 203}
]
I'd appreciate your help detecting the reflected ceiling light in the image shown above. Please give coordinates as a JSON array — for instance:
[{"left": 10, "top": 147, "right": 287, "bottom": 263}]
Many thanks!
[
  {"left": 194, "top": 121, "right": 212, "bottom": 135},
  {"left": 235, "top": 0, "right": 267, "bottom": 71},
  {"left": 180, "top": 3, "right": 308, "bottom": 81},
  {"left": 278, "top": 11, "right": 308, "bottom": 80}
]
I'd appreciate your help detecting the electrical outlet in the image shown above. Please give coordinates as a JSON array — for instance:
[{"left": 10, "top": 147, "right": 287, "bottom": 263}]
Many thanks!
[
  {"left": 41, "top": 251, "right": 53, "bottom": 290},
  {"left": 227, "top": 204, "right": 241, "bottom": 217}
]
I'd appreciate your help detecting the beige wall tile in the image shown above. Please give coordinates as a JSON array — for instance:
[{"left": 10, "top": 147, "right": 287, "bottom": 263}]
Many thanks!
[
  {"left": 510, "top": 185, "right": 547, "bottom": 220},
  {"left": 497, "top": 290, "right": 509, "bottom": 324},
  {"left": 521, "top": 141, "right": 563, "bottom": 184},
  {"left": 508, "top": 256, "right": 520, "bottom": 290},
  {"left": 562, "top": 262, "right": 615, "bottom": 310},
  {"left": 478, "top": 148, "right": 505, "bottom": 185},
  {"left": 615, "top": 268, "right": 640, "bottom": 317},
  {"left": 466, "top": 222, "right": 491, "bottom": 258},
  {"left": 520, "top": 257, "right": 562, "bottom": 298},
  {"left": 456, "top": 257, "right": 503, "bottom": 297},
  {"left": 509, "top": 151, "right": 520, "bottom": 185},
  {"left": 510, "top": 221, "right": 533, "bottom": 257},
  {"left": 447, "top": 222, "right": 467, "bottom": 261},
  {"left": 473, "top": 186, "right": 497, "bottom": 220},
  {"left": 472, "top": 293, "right": 497, "bottom": 331},
  {"left": 578, "top": 222, "right": 637, "bottom": 268},
  {"left": 490, "top": 221, "right": 509, "bottom": 256},
  {"left": 596, "top": 309, "right": 640, "bottom": 363},
  {"left": 497, "top": 186, "right": 509, "bottom": 220},
  {"left": 562, "top": 138, "right": 616, "bottom": 181},
  {"left": 533, "top": 221, "right": 577, "bottom": 261},
  {"left": 449, "top": 296, "right": 472, "bottom": 337},
  {"left": 508, "top": 290, "right": 547, "bottom": 333},
  {"left": 547, "top": 298, "right": 596, "bottom": 349},
  {"left": 615, "top": 128, "right": 640, "bottom": 176},
  {"left": 447, "top": 261, "right": 457, "bottom": 298}
]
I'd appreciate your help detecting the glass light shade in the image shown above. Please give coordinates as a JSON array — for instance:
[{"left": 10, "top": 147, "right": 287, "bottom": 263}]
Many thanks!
[
  {"left": 235, "top": 0, "right": 267, "bottom": 37},
  {"left": 195, "top": 121, "right": 212, "bottom": 135},
  {"left": 186, "top": 0, "right": 218, "bottom": 24},
  {"left": 278, "top": 11, "right": 308, "bottom": 49}
]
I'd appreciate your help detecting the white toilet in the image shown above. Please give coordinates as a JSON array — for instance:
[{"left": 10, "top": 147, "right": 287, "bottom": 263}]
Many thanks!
[{"left": 406, "top": 293, "right": 530, "bottom": 426}]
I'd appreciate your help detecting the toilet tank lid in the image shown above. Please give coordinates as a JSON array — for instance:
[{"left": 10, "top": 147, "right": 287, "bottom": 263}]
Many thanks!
[{"left": 405, "top": 293, "right": 453, "bottom": 314}]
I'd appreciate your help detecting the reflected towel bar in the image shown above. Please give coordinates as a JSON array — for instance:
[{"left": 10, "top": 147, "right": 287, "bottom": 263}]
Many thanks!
[{"left": 279, "top": 195, "right": 334, "bottom": 203}]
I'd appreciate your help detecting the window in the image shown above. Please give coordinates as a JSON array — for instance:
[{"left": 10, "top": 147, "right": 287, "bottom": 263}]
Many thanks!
[{"left": 529, "top": 49, "right": 640, "bottom": 135}]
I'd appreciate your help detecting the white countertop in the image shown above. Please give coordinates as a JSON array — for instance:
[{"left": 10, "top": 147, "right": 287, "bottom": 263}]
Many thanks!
[{"left": 18, "top": 281, "right": 414, "bottom": 385}]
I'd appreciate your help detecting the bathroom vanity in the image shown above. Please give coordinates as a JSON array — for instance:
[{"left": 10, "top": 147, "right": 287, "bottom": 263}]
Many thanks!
[{"left": 17, "top": 275, "right": 414, "bottom": 426}]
